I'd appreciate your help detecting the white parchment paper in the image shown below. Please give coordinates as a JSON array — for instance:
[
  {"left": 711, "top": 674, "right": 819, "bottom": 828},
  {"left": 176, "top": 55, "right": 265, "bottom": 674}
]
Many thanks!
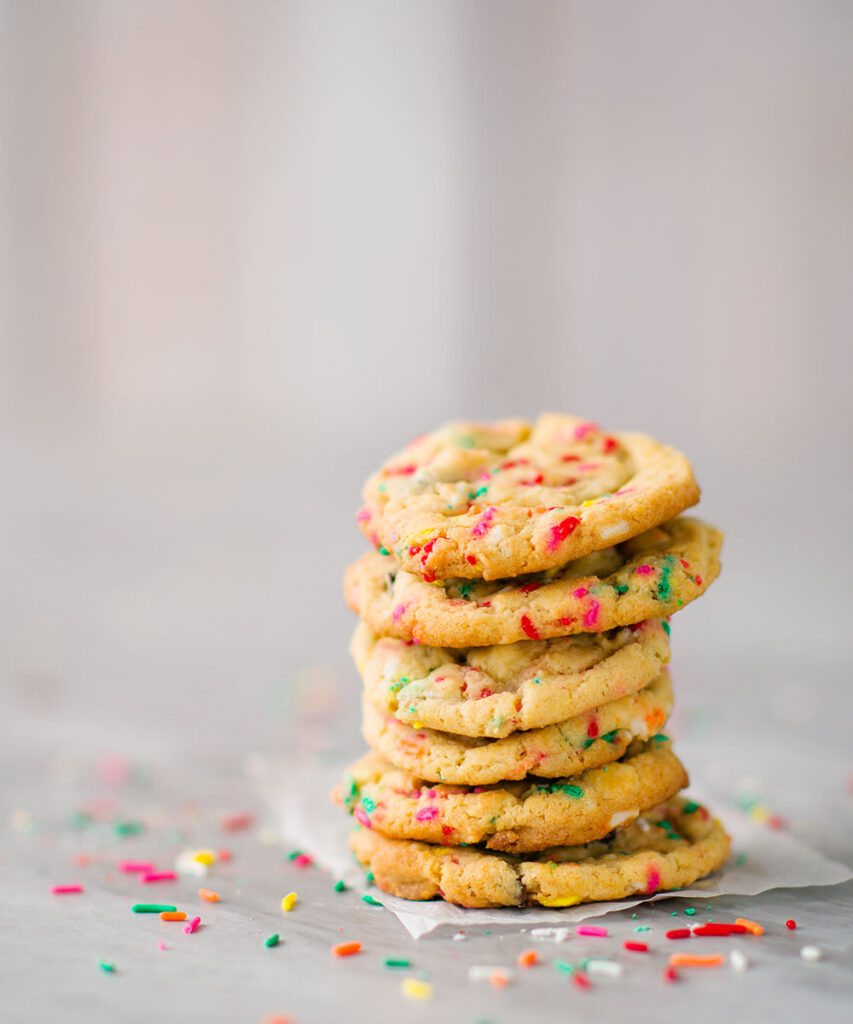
[{"left": 249, "top": 754, "right": 853, "bottom": 939}]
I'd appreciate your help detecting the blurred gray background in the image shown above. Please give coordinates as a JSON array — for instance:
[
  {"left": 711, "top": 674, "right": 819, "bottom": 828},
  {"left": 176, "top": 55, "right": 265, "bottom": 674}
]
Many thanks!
[{"left": 2, "top": 0, "right": 852, "bottom": 753}]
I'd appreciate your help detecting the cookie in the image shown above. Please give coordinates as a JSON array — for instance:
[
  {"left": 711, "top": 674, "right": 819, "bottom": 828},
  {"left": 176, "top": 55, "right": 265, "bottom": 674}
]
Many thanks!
[
  {"left": 354, "top": 618, "right": 670, "bottom": 738},
  {"left": 345, "top": 516, "right": 721, "bottom": 647},
  {"left": 361, "top": 671, "right": 672, "bottom": 784},
  {"left": 350, "top": 796, "right": 729, "bottom": 908},
  {"left": 357, "top": 415, "right": 699, "bottom": 581},
  {"left": 334, "top": 740, "right": 688, "bottom": 852}
]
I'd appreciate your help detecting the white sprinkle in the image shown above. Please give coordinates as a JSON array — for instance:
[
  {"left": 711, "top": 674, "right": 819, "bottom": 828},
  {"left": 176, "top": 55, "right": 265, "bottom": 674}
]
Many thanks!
[
  {"left": 608, "top": 809, "right": 638, "bottom": 829},
  {"left": 584, "top": 958, "right": 623, "bottom": 978},
  {"left": 801, "top": 945, "right": 823, "bottom": 962},
  {"left": 452, "top": 931, "right": 467, "bottom": 942},
  {"left": 174, "top": 851, "right": 209, "bottom": 877},
  {"left": 468, "top": 965, "right": 515, "bottom": 982},
  {"left": 729, "top": 950, "right": 749, "bottom": 972},
  {"left": 600, "top": 521, "right": 629, "bottom": 541},
  {"left": 531, "top": 927, "right": 570, "bottom": 943}
]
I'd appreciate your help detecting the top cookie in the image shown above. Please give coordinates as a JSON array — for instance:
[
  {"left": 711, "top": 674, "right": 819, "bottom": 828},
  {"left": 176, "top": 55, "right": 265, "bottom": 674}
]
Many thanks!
[{"left": 358, "top": 414, "right": 699, "bottom": 580}]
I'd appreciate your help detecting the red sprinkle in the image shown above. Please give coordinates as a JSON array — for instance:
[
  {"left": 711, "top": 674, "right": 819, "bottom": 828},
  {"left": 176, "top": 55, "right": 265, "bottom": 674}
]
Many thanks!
[
  {"left": 666, "top": 929, "right": 692, "bottom": 940},
  {"left": 572, "top": 971, "right": 591, "bottom": 990},
  {"left": 520, "top": 615, "right": 540, "bottom": 640},
  {"left": 786, "top": 919, "right": 797, "bottom": 930},
  {"left": 50, "top": 885, "right": 84, "bottom": 895},
  {"left": 692, "top": 924, "right": 747, "bottom": 936},
  {"left": 624, "top": 941, "right": 648, "bottom": 952},
  {"left": 465, "top": 555, "right": 477, "bottom": 565},
  {"left": 220, "top": 813, "right": 254, "bottom": 832},
  {"left": 141, "top": 872, "right": 177, "bottom": 884},
  {"left": 662, "top": 966, "right": 679, "bottom": 984},
  {"left": 547, "top": 515, "right": 581, "bottom": 552},
  {"left": 292, "top": 854, "right": 313, "bottom": 868}
]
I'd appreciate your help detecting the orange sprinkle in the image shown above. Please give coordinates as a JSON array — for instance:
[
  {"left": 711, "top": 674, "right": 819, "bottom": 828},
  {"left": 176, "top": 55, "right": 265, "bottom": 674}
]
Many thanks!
[
  {"left": 668, "top": 953, "right": 724, "bottom": 968},
  {"left": 332, "top": 941, "right": 362, "bottom": 957},
  {"left": 490, "top": 971, "right": 509, "bottom": 989},
  {"left": 517, "top": 950, "right": 538, "bottom": 968},
  {"left": 159, "top": 911, "right": 187, "bottom": 922},
  {"left": 198, "top": 889, "right": 219, "bottom": 902},
  {"left": 735, "top": 917, "right": 764, "bottom": 936}
]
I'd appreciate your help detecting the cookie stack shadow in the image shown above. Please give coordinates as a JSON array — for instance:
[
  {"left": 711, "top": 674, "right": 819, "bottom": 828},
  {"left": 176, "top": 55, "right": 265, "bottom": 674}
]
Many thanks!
[{"left": 333, "top": 415, "right": 730, "bottom": 909}]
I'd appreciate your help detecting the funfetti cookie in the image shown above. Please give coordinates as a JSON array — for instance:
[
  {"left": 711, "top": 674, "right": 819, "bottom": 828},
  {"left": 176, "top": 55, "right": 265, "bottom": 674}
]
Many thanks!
[
  {"left": 361, "top": 671, "right": 672, "bottom": 785},
  {"left": 353, "top": 619, "right": 669, "bottom": 738},
  {"left": 350, "top": 797, "right": 729, "bottom": 908},
  {"left": 357, "top": 415, "right": 699, "bottom": 581},
  {"left": 334, "top": 740, "right": 688, "bottom": 853},
  {"left": 346, "top": 516, "right": 721, "bottom": 648}
]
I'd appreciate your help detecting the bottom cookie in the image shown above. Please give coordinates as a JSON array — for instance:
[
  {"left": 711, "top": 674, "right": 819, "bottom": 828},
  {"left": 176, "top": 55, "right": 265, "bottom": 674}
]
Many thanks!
[{"left": 349, "top": 796, "right": 729, "bottom": 909}]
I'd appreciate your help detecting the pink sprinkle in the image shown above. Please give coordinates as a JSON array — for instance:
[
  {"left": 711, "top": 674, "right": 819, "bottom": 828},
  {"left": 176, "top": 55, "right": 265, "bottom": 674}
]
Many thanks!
[
  {"left": 471, "top": 506, "right": 496, "bottom": 538},
  {"left": 646, "top": 865, "right": 661, "bottom": 893},
  {"left": 118, "top": 861, "right": 154, "bottom": 873},
  {"left": 576, "top": 926, "right": 608, "bottom": 937},
  {"left": 572, "top": 586, "right": 588, "bottom": 599},
  {"left": 415, "top": 806, "right": 439, "bottom": 822},
  {"left": 141, "top": 871, "right": 177, "bottom": 884},
  {"left": 50, "top": 885, "right": 84, "bottom": 895},
  {"left": 158, "top": 941, "right": 167, "bottom": 950},
  {"left": 184, "top": 916, "right": 201, "bottom": 934},
  {"left": 582, "top": 600, "right": 600, "bottom": 628},
  {"left": 353, "top": 807, "right": 372, "bottom": 829},
  {"left": 292, "top": 854, "right": 313, "bottom": 868},
  {"left": 635, "top": 564, "right": 654, "bottom": 576},
  {"left": 356, "top": 507, "right": 371, "bottom": 524},
  {"left": 220, "top": 812, "right": 254, "bottom": 832},
  {"left": 392, "top": 603, "right": 408, "bottom": 623},
  {"left": 573, "top": 421, "right": 598, "bottom": 439}
]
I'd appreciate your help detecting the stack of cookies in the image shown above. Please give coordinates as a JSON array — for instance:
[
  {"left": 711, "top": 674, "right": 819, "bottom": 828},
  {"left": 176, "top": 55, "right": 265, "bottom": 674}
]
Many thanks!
[{"left": 334, "top": 415, "right": 729, "bottom": 909}]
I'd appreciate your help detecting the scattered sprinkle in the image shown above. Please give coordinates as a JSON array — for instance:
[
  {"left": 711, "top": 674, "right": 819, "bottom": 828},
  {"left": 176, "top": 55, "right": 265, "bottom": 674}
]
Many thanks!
[
  {"left": 198, "top": 889, "right": 219, "bottom": 902},
  {"left": 401, "top": 978, "right": 432, "bottom": 1000},
  {"left": 452, "top": 931, "right": 467, "bottom": 942},
  {"left": 572, "top": 971, "right": 591, "bottom": 990},
  {"left": 361, "top": 894, "right": 382, "bottom": 906},
  {"left": 801, "top": 945, "right": 822, "bottom": 962},
  {"left": 281, "top": 892, "right": 298, "bottom": 912},
  {"left": 220, "top": 813, "right": 254, "bottom": 832},
  {"left": 585, "top": 958, "right": 623, "bottom": 978},
  {"left": 662, "top": 966, "right": 679, "bottom": 984},
  {"left": 575, "top": 925, "right": 607, "bottom": 937},
  {"left": 265, "top": 934, "right": 280, "bottom": 948},
  {"left": 332, "top": 941, "right": 362, "bottom": 957},
  {"left": 158, "top": 942, "right": 167, "bottom": 950},
  {"left": 735, "top": 917, "right": 763, "bottom": 936},
  {"left": 184, "top": 916, "right": 201, "bottom": 934},
  {"left": 141, "top": 872, "right": 177, "bottom": 884},
  {"left": 132, "top": 904, "right": 177, "bottom": 914},
  {"left": 666, "top": 929, "right": 692, "bottom": 940},
  {"left": 669, "top": 953, "right": 724, "bottom": 968},
  {"left": 118, "top": 862, "right": 154, "bottom": 873},
  {"left": 50, "top": 885, "right": 84, "bottom": 895},
  {"left": 98, "top": 962, "right": 116, "bottom": 973},
  {"left": 114, "top": 821, "right": 144, "bottom": 837},
  {"left": 729, "top": 950, "right": 749, "bottom": 972},
  {"left": 517, "top": 950, "right": 538, "bottom": 968},
  {"left": 531, "top": 927, "right": 570, "bottom": 942},
  {"left": 292, "top": 854, "right": 313, "bottom": 869},
  {"left": 786, "top": 919, "right": 797, "bottom": 930},
  {"left": 624, "top": 941, "right": 648, "bottom": 952},
  {"left": 383, "top": 958, "right": 410, "bottom": 969},
  {"left": 333, "top": 880, "right": 347, "bottom": 893},
  {"left": 159, "top": 911, "right": 187, "bottom": 921}
]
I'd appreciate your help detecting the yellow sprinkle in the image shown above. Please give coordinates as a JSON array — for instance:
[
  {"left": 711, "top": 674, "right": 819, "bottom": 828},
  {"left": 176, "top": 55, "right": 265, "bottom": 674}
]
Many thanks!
[
  {"left": 538, "top": 895, "right": 581, "bottom": 907},
  {"left": 192, "top": 849, "right": 216, "bottom": 865},
  {"left": 401, "top": 978, "right": 433, "bottom": 1001},
  {"left": 281, "top": 892, "right": 297, "bottom": 912},
  {"left": 582, "top": 499, "right": 596, "bottom": 507},
  {"left": 411, "top": 721, "right": 422, "bottom": 730},
  {"left": 749, "top": 805, "right": 770, "bottom": 824}
]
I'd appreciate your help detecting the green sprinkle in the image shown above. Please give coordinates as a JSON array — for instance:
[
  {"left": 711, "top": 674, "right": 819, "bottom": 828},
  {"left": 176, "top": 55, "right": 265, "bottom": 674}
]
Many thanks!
[
  {"left": 383, "top": 958, "right": 410, "bottom": 968},
  {"left": 98, "top": 962, "right": 116, "bottom": 973},
  {"left": 656, "top": 555, "right": 675, "bottom": 602},
  {"left": 113, "top": 820, "right": 143, "bottom": 837},
  {"left": 361, "top": 797, "right": 376, "bottom": 814},
  {"left": 652, "top": 733, "right": 669, "bottom": 743},
  {"left": 736, "top": 852, "right": 747, "bottom": 865},
  {"left": 287, "top": 849, "right": 303, "bottom": 861},
  {"left": 535, "top": 782, "right": 583, "bottom": 798},
  {"left": 554, "top": 960, "right": 575, "bottom": 975},
  {"left": 684, "top": 908, "right": 696, "bottom": 916},
  {"left": 378, "top": 546, "right": 390, "bottom": 556},
  {"left": 683, "top": 801, "right": 700, "bottom": 814},
  {"left": 635, "top": 925, "right": 651, "bottom": 932},
  {"left": 333, "top": 880, "right": 346, "bottom": 893},
  {"left": 365, "top": 871, "right": 375, "bottom": 885},
  {"left": 662, "top": 620, "right": 671, "bottom": 636},
  {"left": 132, "top": 904, "right": 176, "bottom": 913},
  {"left": 361, "top": 894, "right": 382, "bottom": 906},
  {"left": 631, "top": 913, "right": 638, "bottom": 919},
  {"left": 68, "top": 810, "right": 93, "bottom": 829},
  {"left": 265, "top": 933, "right": 280, "bottom": 947},
  {"left": 613, "top": 584, "right": 629, "bottom": 595},
  {"left": 581, "top": 737, "right": 595, "bottom": 749},
  {"left": 600, "top": 729, "right": 620, "bottom": 743}
]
